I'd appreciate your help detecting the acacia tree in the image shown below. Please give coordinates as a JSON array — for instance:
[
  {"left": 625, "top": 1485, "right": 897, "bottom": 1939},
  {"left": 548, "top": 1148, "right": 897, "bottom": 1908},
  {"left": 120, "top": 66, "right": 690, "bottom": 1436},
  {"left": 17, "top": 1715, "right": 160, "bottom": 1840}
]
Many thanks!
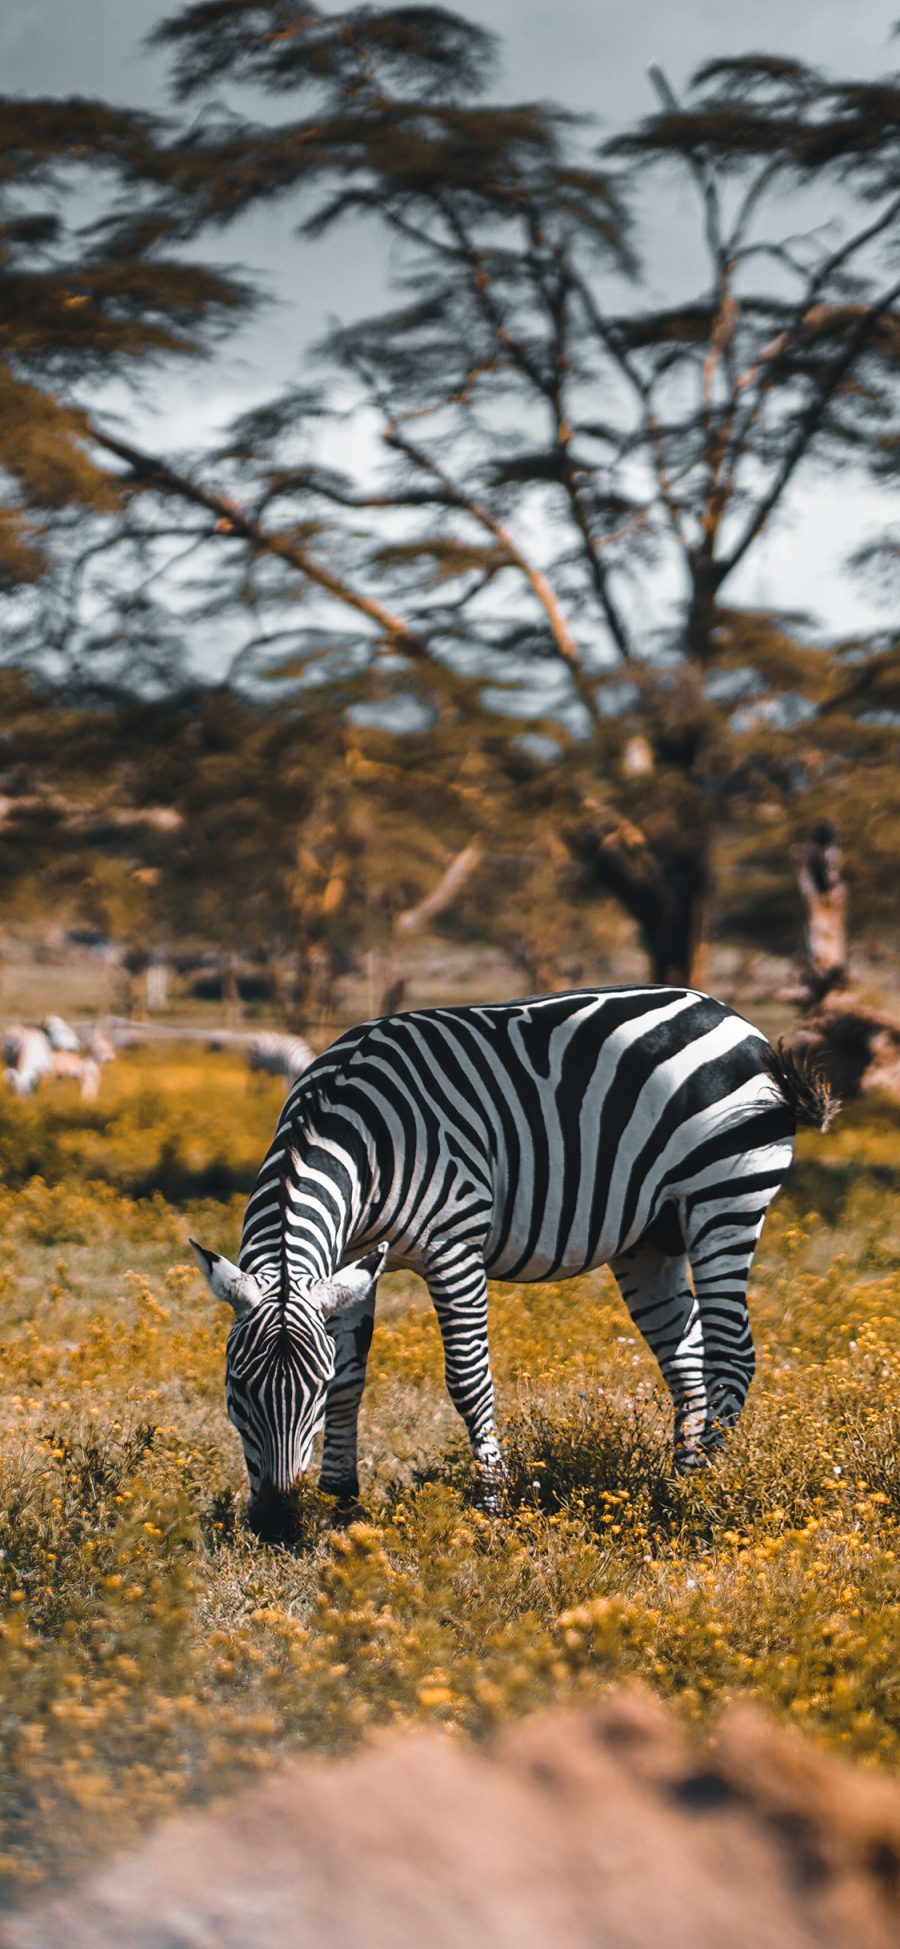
[
  {"left": 0, "top": 92, "right": 249, "bottom": 690},
  {"left": 7, "top": 5, "right": 900, "bottom": 978},
  {"left": 0, "top": 661, "right": 603, "bottom": 1029}
]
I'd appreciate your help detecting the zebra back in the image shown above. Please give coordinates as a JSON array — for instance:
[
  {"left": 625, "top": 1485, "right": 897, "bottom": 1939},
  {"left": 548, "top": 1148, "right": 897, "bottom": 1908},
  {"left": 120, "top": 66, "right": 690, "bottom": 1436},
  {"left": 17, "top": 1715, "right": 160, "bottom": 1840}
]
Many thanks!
[{"left": 247, "top": 1031, "right": 315, "bottom": 1083}]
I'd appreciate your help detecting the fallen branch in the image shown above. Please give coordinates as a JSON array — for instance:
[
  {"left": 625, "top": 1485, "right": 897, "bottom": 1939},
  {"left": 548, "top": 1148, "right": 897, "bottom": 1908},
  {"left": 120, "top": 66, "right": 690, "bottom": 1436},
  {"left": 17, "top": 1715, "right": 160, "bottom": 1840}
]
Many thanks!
[{"left": 396, "top": 843, "right": 483, "bottom": 937}]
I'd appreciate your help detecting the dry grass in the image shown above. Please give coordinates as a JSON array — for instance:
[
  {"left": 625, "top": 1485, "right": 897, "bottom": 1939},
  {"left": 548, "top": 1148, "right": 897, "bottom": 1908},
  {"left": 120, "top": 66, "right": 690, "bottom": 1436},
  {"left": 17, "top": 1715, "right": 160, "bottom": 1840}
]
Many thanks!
[{"left": 0, "top": 1048, "right": 898, "bottom": 1901}]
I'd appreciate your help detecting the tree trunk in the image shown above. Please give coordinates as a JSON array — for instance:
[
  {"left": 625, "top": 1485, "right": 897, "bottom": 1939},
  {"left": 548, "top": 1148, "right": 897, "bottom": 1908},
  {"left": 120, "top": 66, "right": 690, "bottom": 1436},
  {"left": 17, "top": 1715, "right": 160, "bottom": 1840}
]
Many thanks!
[
  {"left": 396, "top": 843, "right": 483, "bottom": 937},
  {"left": 643, "top": 855, "right": 709, "bottom": 987},
  {"left": 566, "top": 815, "right": 711, "bottom": 989},
  {"left": 684, "top": 565, "right": 722, "bottom": 666},
  {"left": 146, "top": 952, "right": 169, "bottom": 1013},
  {"left": 122, "top": 947, "right": 149, "bottom": 1022},
  {"left": 786, "top": 823, "right": 900, "bottom": 1101},
  {"left": 221, "top": 953, "right": 241, "bottom": 1028}
]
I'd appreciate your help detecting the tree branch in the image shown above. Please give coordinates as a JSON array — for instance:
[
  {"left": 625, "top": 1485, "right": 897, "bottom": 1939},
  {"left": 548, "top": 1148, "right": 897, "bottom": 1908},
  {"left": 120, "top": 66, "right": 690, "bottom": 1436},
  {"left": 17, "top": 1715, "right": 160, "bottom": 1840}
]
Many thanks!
[
  {"left": 383, "top": 418, "right": 603, "bottom": 726},
  {"left": 648, "top": 67, "right": 726, "bottom": 282},
  {"left": 91, "top": 427, "right": 429, "bottom": 658},
  {"left": 721, "top": 271, "right": 900, "bottom": 580},
  {"left": 395, "top": 842, "right": 483, "bottom": 935},
  {"left": 724, "top": 188, "right": 900, "bottom": 481},
  {"left": 541, "top": 241, "right": 636, "bottom": 661},
  {"left": 424, "top": 198, "right": 636, "bottom": 661}
]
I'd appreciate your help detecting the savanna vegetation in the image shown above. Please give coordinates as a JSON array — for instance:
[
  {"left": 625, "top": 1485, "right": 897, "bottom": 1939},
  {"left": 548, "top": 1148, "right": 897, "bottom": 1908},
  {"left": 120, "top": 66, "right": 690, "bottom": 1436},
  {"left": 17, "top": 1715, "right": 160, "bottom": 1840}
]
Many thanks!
[
  {"left": 1, "top": 0, "right": 899, "bottom": 1917},
  {"left": 1, "top": 660, "right": 898, "bottom": 1029},
  {"left": 0, "top": 1047, "right": 897, "bottom": 1904},
  {"left": 4, "top": 6, "right": 900, "bottom": 992}
]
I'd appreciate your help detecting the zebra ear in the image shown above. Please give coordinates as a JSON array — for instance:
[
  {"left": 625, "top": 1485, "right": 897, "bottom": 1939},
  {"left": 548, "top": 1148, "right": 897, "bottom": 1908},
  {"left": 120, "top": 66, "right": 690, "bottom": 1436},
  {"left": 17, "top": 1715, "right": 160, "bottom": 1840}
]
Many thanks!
[
  {"left": 189, "top": 1239, "right": 262, "bottom": 1316},
  {"left": 309, "top": 1241, "right": 389, "bottom": 1318}
]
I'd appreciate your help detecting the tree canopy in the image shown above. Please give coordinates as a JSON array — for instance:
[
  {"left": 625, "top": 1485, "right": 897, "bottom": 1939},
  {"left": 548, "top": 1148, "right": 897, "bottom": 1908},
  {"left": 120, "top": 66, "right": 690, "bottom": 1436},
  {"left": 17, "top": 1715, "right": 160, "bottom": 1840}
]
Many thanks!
[
  {"left": 0, "top": 88, "right": 249, "bottom": 686},
  {"left": 2, "top": 5, "right": 899, "bottom": 980}
]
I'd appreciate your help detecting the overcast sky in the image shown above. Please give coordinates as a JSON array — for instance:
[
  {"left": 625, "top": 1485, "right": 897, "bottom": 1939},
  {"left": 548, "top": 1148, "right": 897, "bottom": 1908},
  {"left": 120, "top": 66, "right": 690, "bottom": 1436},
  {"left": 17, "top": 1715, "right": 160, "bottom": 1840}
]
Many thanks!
[{"left": 4, "top": 0, "right": 899, "bottom": 649}]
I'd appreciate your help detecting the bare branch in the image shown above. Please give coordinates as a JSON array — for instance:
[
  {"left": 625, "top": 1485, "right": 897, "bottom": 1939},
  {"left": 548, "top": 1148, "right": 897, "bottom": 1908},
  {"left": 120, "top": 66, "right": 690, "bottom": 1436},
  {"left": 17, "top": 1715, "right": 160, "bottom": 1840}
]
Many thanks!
[
  {"left": 91, "top": 426, "right": 428, "bottom": 658},
  {"left": 433, "top": 203, "right": 636, "bottom": 659},
  {"left": 396, "top": 842, "right": 483, "bottom": 935},
  {"left": 648, "top": 66, "right": 726, "bottom": 278},
  {"left": 383, "top": 418, "right": 603, "bottom": 725},
  {"left": 721, "top": 271, "right": 900, "bottom": 580},
  {"left": 724, "top": 189, "right": 900, "bottom": 473},
  {"left": 541, "top": 243, "right": 636, "bottom": 661}
]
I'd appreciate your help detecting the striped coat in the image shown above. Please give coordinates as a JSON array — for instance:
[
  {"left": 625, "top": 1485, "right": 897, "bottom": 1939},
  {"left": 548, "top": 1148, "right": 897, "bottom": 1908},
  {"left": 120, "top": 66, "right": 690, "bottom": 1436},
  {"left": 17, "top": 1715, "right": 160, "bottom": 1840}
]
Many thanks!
[
  {"left": 191, "top": 988, "right": 831, "bottom": 1537},
  {"left": 246, "top": 1031, "right": 315, "bottom": 1090},
  {"left": 3, "top": 1025, "right": 53, "bottom": 1095}
]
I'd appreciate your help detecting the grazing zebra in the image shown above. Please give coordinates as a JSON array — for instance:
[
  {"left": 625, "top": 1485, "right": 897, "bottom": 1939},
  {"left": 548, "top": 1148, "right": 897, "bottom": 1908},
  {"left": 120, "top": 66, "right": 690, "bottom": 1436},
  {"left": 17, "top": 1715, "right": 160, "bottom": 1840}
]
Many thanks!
[
  {"left": 190, "top": 987, "right": 833, "bottom": 1538},
  {"left": 246, "top": 1030, "right": 315, "bottom": 1091},
  {"left": 4, "top": 1018, "right": 111, "bottom": 1100}
]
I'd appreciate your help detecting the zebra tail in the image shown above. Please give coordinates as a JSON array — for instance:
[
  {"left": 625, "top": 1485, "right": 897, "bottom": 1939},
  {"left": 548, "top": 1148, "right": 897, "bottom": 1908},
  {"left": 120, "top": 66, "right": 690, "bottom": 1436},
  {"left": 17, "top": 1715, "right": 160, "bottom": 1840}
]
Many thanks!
[{"left": 760, "top": 1037, "right": 839, "bottom": 1133}]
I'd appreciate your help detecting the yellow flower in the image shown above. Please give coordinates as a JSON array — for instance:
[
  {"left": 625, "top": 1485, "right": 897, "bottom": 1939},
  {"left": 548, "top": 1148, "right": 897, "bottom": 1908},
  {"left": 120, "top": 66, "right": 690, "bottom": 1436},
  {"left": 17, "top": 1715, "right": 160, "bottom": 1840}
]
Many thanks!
[{"left": 417, "top": 1685, "right": 454, "bottom": 1708}]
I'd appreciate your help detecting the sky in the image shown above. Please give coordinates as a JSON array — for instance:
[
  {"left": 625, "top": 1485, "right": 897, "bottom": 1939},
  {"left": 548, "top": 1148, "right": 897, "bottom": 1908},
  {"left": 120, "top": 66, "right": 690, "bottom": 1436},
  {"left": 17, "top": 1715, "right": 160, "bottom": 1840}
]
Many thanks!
[{"left": 4, "top": 0, "right": 899, "bottom": 658}]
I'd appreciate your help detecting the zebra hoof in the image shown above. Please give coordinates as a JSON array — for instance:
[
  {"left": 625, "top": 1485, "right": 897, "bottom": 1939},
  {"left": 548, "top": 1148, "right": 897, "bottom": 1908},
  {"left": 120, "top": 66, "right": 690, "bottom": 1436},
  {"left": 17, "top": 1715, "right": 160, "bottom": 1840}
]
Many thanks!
[
  {"left": 477, "top": 1473, "right": 508, "bottom": 1517},
  {"left": 319, "top": 1474, "right": 360, "bottom": 1504},
  {"left": 673, "top": 1444, "right": 708, "bottom": 1476}
]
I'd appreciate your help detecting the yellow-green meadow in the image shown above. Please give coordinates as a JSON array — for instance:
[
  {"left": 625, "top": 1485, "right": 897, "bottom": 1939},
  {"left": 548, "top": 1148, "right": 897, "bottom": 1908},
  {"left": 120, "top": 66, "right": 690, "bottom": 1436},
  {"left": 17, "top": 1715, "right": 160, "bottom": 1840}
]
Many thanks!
[{"left": 0, "top": 1049, "right": 897, "bottom": 1901}]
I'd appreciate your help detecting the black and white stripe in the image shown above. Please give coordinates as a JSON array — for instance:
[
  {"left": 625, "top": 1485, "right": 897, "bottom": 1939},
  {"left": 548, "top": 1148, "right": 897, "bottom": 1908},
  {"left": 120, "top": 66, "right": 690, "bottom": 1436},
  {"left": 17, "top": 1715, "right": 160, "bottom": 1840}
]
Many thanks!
[
  {"left": 4, "top": 1025, "right": 52, "bottom": 1095},
  {"left": 192, "top": 987, "right": 829, "bottom": 1528},
  {"left": 247, "top": 1031, "right": 314, "bottom": 1089}
]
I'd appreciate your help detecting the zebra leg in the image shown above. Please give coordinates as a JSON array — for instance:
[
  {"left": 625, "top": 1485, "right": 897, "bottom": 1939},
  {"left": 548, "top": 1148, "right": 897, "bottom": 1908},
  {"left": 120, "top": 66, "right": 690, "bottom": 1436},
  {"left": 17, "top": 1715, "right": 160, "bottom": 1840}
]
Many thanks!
[
  {"left": 426, "top": 1250, "right": 506, "bottom": 1512},
  {"left": 609, "top": 1242, "right": 709, "bottom": 1470},
  {"left": 318, "top": 1295, "right": 376, "bottom": 1501},
  {"left": 685, "top": 1208, "right": 766, "bottom": 1455}
]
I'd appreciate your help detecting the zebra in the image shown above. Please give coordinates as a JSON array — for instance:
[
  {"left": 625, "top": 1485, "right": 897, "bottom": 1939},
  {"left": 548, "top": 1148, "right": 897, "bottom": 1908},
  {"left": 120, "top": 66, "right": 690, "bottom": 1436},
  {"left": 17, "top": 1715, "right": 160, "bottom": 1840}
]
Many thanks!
[
  {"left": 3, "top": 1025, "right": 53, "bottom": 1095},
  {"left": 43, "top": 1013, "right": 81, "bottom": 1053},
  {"left": 4, "top": 1017, "right": 112, "bottom": 1100},
  {"left": 246, "top": 1030, "right": 315, "bottom": 1092},
  {"left": 48, "top": 1048, "right": 101, "bottom": 1103},
  {"left": 190, "top": 986, "right": 833, "bottom": 1539}
]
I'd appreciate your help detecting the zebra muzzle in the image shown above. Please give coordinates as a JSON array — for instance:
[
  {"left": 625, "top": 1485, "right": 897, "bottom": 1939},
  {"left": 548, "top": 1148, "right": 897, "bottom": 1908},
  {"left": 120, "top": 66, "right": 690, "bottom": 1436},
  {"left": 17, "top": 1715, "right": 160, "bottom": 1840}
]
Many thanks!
[{"left": 247, "top": 1482, "right": 303, "bottom": 1546}]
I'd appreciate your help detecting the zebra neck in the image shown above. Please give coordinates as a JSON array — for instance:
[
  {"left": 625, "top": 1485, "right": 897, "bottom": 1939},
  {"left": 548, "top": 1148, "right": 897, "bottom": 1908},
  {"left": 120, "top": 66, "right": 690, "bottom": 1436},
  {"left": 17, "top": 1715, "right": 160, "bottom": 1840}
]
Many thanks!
[
  {"left": 281, "top": 1128, "right": 368, "bottom": 1287},
  {"left": 241, "top": 1102, "right": 372, "bottom": 1297}
]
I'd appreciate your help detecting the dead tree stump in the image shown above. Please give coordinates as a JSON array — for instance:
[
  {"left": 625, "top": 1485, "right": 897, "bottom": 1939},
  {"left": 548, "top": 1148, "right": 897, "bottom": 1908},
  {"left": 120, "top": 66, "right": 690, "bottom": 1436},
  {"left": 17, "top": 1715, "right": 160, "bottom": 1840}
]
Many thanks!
[{"left": 787, "top": 822, "right": 900, "bottom": 1100}]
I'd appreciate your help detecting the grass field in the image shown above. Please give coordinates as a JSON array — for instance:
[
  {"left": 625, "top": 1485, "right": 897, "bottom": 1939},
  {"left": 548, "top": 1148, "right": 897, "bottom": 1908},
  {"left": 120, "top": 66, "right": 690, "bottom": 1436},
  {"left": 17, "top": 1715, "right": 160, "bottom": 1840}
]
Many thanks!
[{"left": 0, "top": 1046, "right": 898, "bottom": 1902}]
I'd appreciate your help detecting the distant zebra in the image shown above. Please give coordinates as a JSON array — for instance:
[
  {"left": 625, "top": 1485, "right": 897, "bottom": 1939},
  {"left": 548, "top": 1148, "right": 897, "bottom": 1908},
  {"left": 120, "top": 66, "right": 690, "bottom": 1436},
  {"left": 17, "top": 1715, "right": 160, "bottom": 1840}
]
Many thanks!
[
  {"left": 4, "top": 1017, "right": 112, "bottom": 1100},
  {"left": 246, "top": 1031, "right": 314, "bottom": 1091},
  {"left": 86, "top": 1027, "right": 117, "bottom": 1067},
  {"left": 4, "top": 1025, "right": 52, "bottom": 1095},
  {"left": 43, "top": 1014, "right": 81, "bottom": 1053},
  {"left": 190, "top": 987, "right": 834, "bottom": 1538},
  {"left": 48, "top": 1048, "right": 101, "bottom": 1103}
]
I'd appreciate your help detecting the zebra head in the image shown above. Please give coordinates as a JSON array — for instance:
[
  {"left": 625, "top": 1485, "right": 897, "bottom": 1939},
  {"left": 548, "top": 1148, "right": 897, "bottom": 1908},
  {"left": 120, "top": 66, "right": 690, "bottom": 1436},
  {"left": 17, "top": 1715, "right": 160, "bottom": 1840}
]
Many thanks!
[{"left": 189, "top": 1238, "right": 388, "bottom": 1538}]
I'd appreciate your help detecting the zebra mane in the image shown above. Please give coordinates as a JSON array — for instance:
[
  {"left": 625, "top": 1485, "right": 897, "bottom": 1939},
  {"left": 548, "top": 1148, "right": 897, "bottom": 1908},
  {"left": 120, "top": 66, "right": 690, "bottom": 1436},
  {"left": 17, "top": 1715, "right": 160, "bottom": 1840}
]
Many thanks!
[{"left": 276, "top": 1081, "right": 329, "bottom": 1311}]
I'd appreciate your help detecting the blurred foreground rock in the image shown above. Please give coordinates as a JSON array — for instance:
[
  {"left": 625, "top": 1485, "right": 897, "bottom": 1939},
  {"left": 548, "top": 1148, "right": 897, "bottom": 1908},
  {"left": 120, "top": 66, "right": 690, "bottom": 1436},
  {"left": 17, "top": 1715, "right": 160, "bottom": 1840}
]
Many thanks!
[{"left": 5, "top": 1692, "right": 900, "bottom": 1949}]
